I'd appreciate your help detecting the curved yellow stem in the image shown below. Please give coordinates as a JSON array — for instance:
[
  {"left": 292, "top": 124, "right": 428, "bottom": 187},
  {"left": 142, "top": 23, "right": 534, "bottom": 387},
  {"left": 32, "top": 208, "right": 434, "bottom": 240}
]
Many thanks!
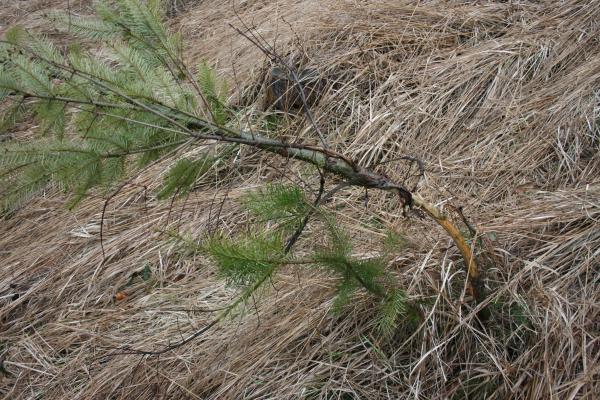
[{"left": 412, "top": 194, "right": 485, "bottom": 304}]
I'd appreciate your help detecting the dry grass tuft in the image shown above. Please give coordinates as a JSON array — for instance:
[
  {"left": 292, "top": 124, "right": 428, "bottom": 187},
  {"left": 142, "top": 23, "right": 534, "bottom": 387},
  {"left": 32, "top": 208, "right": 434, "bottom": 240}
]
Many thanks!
[{"left": 1, "top": 1, "right": 599, "bottom": 398}]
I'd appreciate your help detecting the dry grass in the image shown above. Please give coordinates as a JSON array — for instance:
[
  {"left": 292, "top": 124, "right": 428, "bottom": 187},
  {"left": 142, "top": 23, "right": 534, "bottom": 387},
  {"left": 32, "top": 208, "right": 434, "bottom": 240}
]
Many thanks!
[{"left": 1, "top": 0, "right": 599, "bottom": 398}]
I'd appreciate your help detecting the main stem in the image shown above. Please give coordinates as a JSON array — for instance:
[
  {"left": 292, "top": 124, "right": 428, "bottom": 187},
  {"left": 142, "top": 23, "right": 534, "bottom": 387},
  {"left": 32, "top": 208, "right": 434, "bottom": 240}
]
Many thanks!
[
  {"left": 203, "top": 127, "right": 486, "bottom": 306},
  {"left": 10, "top": 88, "right": 485, "bottom": 307}
]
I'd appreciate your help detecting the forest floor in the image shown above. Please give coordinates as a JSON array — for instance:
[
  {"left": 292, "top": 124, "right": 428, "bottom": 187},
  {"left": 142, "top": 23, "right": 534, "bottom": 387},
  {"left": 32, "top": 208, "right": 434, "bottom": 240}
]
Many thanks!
[{"left": 1, "top": 1, "right": 599, "bottom": 399}]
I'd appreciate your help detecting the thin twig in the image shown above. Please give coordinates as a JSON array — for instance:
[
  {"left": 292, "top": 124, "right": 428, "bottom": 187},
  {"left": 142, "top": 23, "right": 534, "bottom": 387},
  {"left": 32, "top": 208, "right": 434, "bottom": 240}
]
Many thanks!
[{"left": 229, "top": 23, "right": 329, "bottom": 150}]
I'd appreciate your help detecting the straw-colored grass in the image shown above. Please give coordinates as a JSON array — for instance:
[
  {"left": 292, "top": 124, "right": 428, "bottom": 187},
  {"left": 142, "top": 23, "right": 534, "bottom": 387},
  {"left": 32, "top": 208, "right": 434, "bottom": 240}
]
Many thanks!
[{"left": 1, "top": 1, "right": 599, "bottom": 398}]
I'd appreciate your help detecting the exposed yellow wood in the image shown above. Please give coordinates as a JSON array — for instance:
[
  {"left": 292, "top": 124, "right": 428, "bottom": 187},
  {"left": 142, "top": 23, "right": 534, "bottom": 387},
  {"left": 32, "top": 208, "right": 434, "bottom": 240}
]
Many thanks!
[{"left": 412, "top": 194, "right": 484, "bottom": 303}]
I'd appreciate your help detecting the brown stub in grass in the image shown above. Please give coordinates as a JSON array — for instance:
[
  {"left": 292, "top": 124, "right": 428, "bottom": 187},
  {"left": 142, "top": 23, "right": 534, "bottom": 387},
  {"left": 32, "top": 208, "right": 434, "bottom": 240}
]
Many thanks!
[{"left": 262, "top": 66, "right": 323, "bottom": 112}]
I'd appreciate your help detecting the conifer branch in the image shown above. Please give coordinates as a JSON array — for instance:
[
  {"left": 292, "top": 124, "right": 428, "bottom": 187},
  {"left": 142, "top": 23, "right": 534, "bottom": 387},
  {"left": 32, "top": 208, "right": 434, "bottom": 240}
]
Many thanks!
[
  {"left": 1, "top": 1, "right": 489, "bottom": 358},
  {"left": 101, "top": 170, "right": 328, "bottom": 357},
  {"left": 4, "top": 35, "right": 485, "bottom": 306}
]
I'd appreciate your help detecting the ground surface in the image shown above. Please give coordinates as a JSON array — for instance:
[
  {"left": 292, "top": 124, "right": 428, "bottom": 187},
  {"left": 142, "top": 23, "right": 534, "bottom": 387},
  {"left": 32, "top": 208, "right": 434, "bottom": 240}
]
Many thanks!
[{"left": 1, "top": 1, "right": 599, "bottom": 399}]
